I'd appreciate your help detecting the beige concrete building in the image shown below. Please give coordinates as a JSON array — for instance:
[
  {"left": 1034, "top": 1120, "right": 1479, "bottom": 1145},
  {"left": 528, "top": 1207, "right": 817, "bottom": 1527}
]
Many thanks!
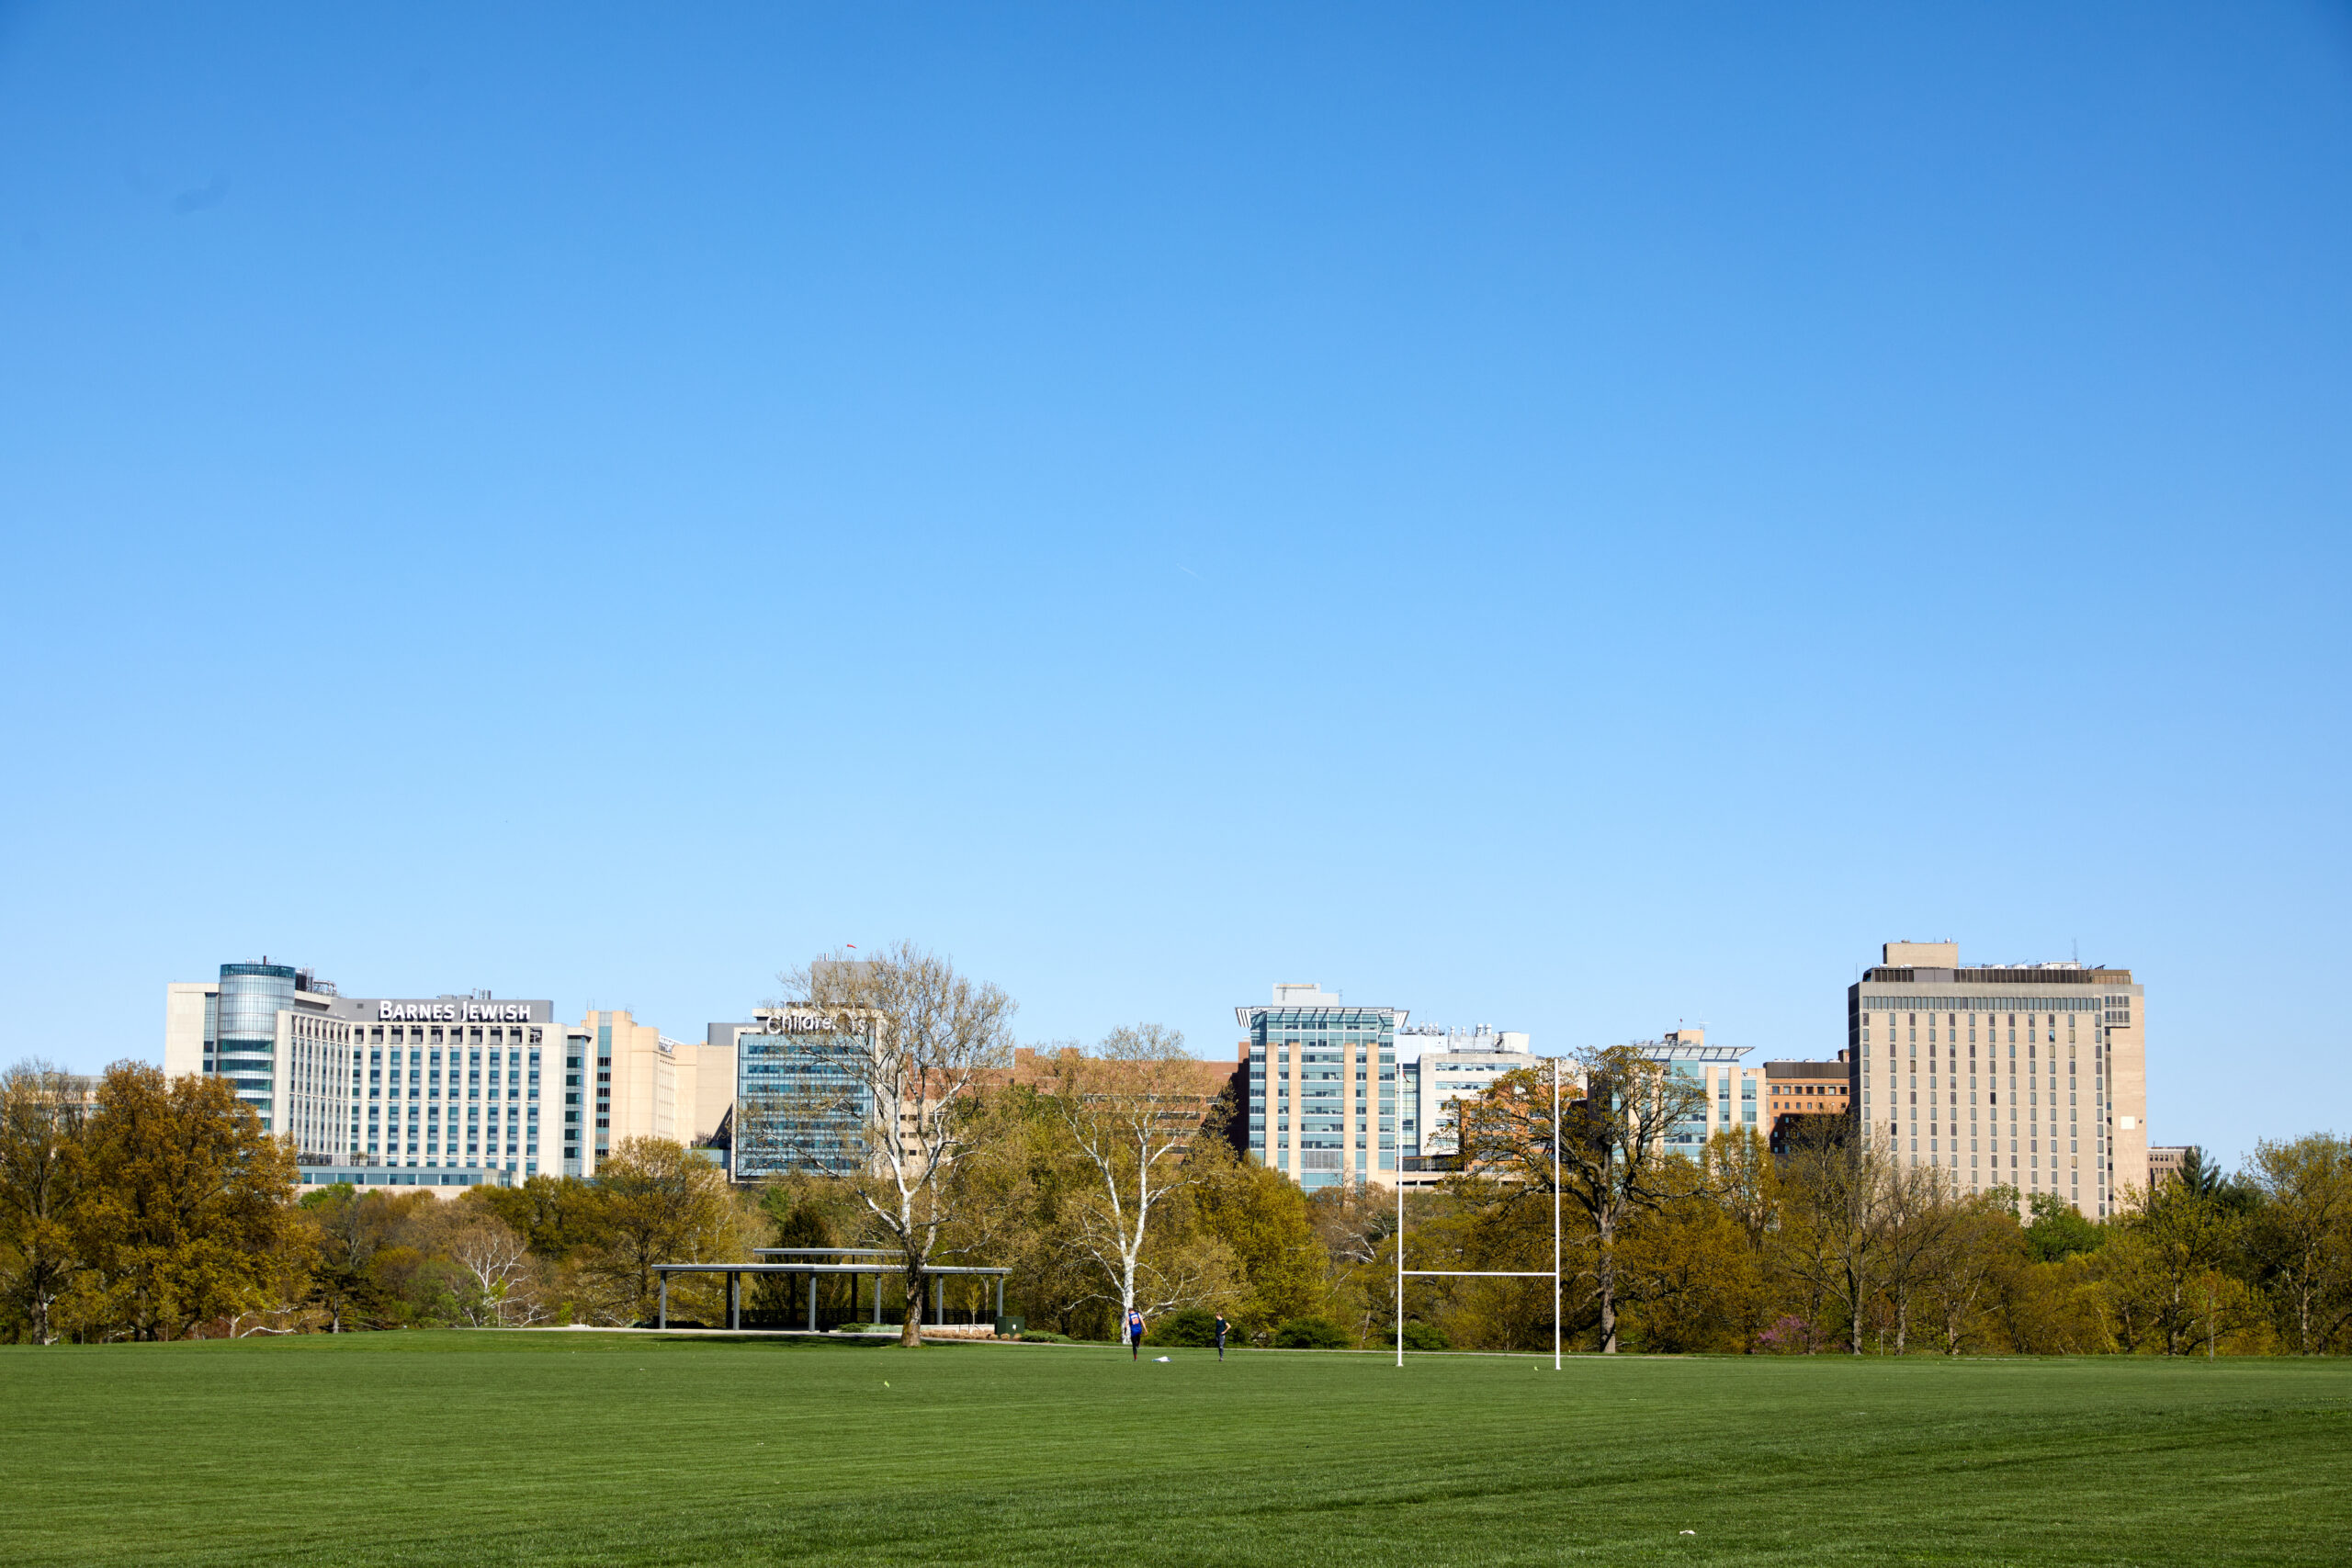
[
  {"left": 571, "top": 1009, "right": 736, "bottom": 1177},
  {"left": 2147, "top": 1145, "right": 2195, "bottom": 1187},
  {"left": 1396, "top": 1023, "right": 1537, "bottom": 1165},
  {"left": 165, "top": 962, "right": 572, "bottom": 1199},
  {"left": 1848, "top": 940, "right": 2146, "bottom": 1217}
]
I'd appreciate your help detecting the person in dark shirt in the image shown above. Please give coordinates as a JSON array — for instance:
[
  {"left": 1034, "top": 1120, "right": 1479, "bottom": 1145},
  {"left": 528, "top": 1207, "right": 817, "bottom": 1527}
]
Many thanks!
[{"left": 1215, "top": 1312, "right": 1229, "bottom": 1361}]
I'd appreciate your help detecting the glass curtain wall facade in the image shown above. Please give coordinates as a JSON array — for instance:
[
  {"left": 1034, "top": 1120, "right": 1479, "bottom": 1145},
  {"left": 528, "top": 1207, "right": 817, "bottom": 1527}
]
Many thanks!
[
  {"left": 215, "top": 963, "right": 296, "bottom": 1131},
  {"left": 733, "top": 1026, "right": 873, "bottom": 1179},
  {"left": 1630, "top": 1033, "right": 1755, "bottom": 1156},
  {"left": 1239, "top": 997, "right": 1401, "bottom": 1190}
]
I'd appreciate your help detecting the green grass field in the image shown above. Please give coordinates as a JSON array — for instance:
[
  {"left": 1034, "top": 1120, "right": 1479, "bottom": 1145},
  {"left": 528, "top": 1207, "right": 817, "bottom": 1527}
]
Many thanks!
[{"left": 3, "top": 1335, "right": 2347, "bottom": 1567}]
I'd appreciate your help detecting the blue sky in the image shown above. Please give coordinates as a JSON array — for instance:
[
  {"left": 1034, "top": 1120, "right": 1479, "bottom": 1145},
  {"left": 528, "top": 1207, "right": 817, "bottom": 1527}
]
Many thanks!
[{"left": 2, "top": 3, "right": 2347, "bottom": 1167}]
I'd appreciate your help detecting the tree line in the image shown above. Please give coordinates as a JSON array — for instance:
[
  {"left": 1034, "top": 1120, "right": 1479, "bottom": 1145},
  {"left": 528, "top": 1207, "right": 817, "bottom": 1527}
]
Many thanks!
[
  {"left": 6, "top": 949, "right": 2348, "bottom": 1351},
  {"left": 0, "top": 1058, "right": 760, "bottom": 1339}
]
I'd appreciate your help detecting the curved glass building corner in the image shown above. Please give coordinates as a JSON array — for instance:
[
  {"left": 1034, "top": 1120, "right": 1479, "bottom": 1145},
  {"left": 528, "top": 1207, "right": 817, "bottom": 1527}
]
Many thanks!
[{"left": 216, "top": 962, "right": 295, "bottom": 1128}]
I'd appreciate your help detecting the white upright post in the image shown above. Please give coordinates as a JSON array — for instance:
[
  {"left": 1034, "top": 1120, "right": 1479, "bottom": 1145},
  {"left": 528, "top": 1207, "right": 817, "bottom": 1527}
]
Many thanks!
[
  {"left": 1553, "top": 1056, "right": 1562, "bottom": 1372},
  {"left": 1395, "top": 1162, "right": 1405, "bottom": 1368}
]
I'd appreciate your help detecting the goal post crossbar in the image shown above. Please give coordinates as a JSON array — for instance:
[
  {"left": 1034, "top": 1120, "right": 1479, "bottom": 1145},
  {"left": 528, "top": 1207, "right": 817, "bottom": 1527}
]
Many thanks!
[{"left": 1398, "top": 1269, "right": 1552, "bottom": 1278}]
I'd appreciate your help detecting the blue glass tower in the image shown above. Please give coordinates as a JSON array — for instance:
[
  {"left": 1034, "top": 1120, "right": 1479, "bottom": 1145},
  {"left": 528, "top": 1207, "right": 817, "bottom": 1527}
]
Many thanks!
[{"left": 214, "top": 962, "right": 296, "bottom": 1131}]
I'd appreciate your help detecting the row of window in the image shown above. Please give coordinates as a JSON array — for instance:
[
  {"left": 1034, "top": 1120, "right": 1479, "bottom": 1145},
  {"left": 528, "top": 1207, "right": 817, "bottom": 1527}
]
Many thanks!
[{"left": 360, "top": 1024, "right": 543, "bottom": 1045}]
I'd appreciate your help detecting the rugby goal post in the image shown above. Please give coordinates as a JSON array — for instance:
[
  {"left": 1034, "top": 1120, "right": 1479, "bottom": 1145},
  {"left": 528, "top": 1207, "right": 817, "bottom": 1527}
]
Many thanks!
[{"left": 1395, "top": 1055, "right": 1563, "bottom": 1371}]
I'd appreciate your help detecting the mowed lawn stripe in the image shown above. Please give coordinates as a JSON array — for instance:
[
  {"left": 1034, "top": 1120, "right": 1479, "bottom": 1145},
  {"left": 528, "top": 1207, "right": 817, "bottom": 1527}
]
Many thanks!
[{"left": 1, "top": 1335, "right": 2346, "bottom": 1566}]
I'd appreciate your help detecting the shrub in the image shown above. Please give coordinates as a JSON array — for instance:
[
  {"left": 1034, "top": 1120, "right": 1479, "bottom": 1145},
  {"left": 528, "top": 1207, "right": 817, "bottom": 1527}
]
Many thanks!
[
  {"left": 1018, "top": 1330, "right": 1074, "bottom": 1343},
  {"left": 1400, "top": 1321, "right": 1451, "bottom": 1352},
  {"left": 1272, "top": 1316, "right": 1350, "bottom": 1349},
  {"left": 1147, "top": 1308, "right": 1220, "bottom": 1348}
]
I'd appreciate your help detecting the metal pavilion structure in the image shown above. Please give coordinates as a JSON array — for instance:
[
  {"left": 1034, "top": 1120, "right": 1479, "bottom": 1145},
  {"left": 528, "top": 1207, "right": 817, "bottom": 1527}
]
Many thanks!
[{"left": 653, "top": 1246, "right": 1010, "bottom": 1332}]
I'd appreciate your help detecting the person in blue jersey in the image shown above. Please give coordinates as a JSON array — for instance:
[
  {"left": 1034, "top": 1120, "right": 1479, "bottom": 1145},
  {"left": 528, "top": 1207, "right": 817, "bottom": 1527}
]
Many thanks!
[{"left": 1127, "top": 1308, "right": 1146, "bottom": 1359}]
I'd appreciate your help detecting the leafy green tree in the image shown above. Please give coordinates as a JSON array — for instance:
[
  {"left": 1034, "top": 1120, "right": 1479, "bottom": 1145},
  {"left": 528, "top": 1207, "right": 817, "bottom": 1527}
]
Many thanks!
[
  {"left": 1768, "top": 1116, "right": 1891, "bottom": 1355},
  {"left": 1878, "top": 1158, "right": 1971, "bottom": 1354},
  {"left": 1036, "top": 1027, "right": 1233, "bottom": 1327},
  {"left": 1702, "top": 1126, "right": 1781, "bottom": 1251},
  {"left": 463, "top": 1174, "right": 601, "bottom": 1262},
  {"left": 572, "top": 1137, "right": 738, "bottom": 1324},
  {"left": 1400, "top": 1321, "right": 1451, "bottom": 1351},
  {"left": 1310, "top": 1180, "right": 1402, "bottom": 1348},
  {"left": 1919, "top": 1193, "right": 2028, "bottom": 1354},
  {"left": 2241, "top": 1134, "right": 2352, "bottom": 1354},
  {"left": 1189, "top": 1136, "right": 1327, "bottom": 1337},
  {"left": 292, "top": 1186, "right": 441, "bottom": 1328},
  {"left": 2024, "top": 1191, "right": 2106, "bottom": 1263},
  {"left": 1272, "top": 1316, "right": 1348, "bottom": 1348},
  {"left": 1145, "top": 1306, "right": 1220, "bottom": 1347},
  {"left": 2102, "top": 1177, "right": 2245, "bottom": 1356}
]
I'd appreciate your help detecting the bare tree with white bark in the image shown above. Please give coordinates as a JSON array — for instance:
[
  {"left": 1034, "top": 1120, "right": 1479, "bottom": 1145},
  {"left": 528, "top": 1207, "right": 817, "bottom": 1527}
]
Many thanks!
[
  {"left": 448, "top": 1216, "right": 541, "bottom": 1326},
  {"left": 1038, "top": 1025, "right": 1225, "bottom": 1327},
  {"left": 772, "top": 943, "right": 1015, "bottom": 1347}
]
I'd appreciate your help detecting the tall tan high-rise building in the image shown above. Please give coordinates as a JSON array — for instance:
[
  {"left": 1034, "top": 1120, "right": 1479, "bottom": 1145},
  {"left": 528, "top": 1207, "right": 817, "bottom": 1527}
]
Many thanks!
[
  {"left": 1847, "top": 941, "right": 2145, "bottom": 1217},
  {"left": 570, "top": 1009, "right": 736, "bottom": 1177}
]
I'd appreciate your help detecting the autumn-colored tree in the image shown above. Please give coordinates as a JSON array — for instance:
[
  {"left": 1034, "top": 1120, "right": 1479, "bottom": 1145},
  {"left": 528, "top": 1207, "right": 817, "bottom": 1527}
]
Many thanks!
[
  {"left": 1615, "top": 1176, "right": 1769, "bottom": 1353},
  {"left": 0, "top": 1060, "right": 90, "bottom": 1343},
  {"left": 57, "top": 1062, "right": 298, "bottom": 1341}
]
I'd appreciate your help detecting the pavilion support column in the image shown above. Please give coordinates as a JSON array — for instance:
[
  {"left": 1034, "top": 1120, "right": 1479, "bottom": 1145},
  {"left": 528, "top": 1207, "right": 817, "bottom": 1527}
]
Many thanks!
[
  {"left": 995, "top": 1275, "right": 1004, "bottom": 1324},
  {"left": 729, "top": 1271, "right": 741, "bottom": 1331},
  {"left": 807, "top": 1270, "right": 818, "bottom": 1332},
  {"left": 658, "top": 1273, "right": 668, "bottom": 1330}
]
